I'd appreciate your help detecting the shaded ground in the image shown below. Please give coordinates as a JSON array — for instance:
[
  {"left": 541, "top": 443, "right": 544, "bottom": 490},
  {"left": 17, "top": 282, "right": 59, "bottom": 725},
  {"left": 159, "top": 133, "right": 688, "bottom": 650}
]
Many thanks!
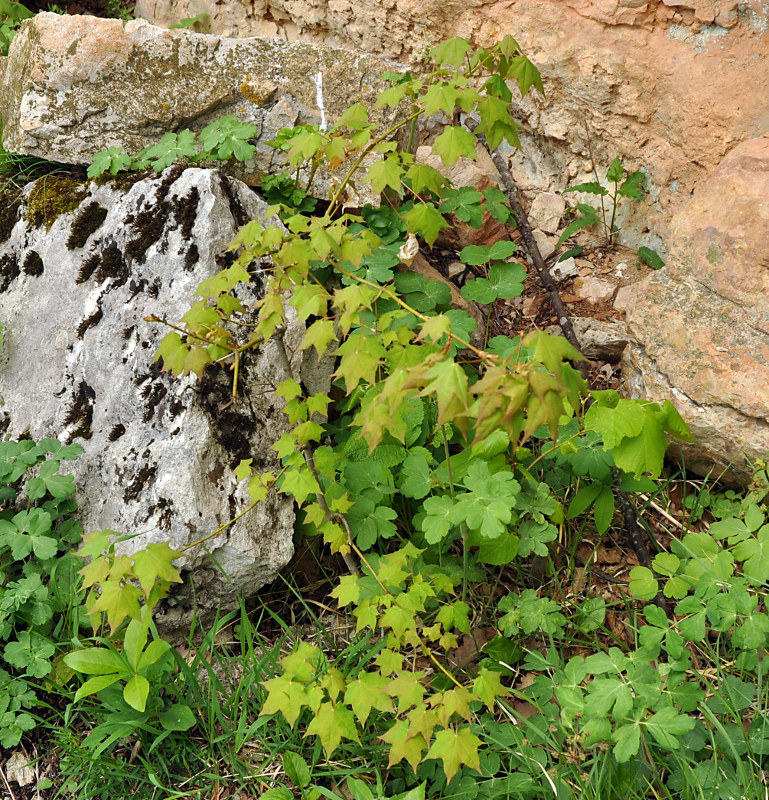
[{"left": 22, "top": 0, "right": 130, "bottom": 18}]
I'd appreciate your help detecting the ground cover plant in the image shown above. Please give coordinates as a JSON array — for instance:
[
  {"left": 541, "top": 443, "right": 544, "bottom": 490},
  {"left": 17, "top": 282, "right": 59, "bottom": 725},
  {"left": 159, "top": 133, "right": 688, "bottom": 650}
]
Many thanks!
[{"left": 2, "top": 31, "right": 769, "bottom": 800}]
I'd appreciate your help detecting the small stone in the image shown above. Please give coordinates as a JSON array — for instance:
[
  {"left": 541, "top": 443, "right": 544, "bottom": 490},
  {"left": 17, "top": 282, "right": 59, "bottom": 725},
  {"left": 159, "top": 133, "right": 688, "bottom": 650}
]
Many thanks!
[
  {"left": 447, "top": 261, "right": 466, "bottom": 279},
  {"left": 550, "top": 257, "right": 578, "bottom": 282},
  {"left": 615, "top": 261, "right": 629, "bottom": 278},
  {"left": 5, "top": 752, "right": 34, "bottom": 786},
  {"left": 532, "top": 229, "right": 556, "bottom": 261},
  {"left": 528, "top": 192, "right": 566, "bottom": 234},
  {"left": 573, "top": 276, "right": 615, "bottom": 303},
  {"left": 614, "top": 284, "right": 637, "bottom": 311}
]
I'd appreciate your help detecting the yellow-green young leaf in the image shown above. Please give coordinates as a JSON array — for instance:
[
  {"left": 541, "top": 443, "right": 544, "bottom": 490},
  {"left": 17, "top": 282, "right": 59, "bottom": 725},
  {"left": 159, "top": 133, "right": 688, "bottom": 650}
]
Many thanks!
[
  {"left": 426, "top": 727, "right": 482, "bottom": 782},
  {"left": 334, "top": 332, "right": 387, "bottom": 393},
  {"left": 322, "top": 667, "right": 347, "bottom": 701},
  {"left": 333, "top": 284, "right": 378, "bottom": 334},
  {"left": 384, "top": 671, "right": 427, "bottom": 711},
  {"left": 290, "top": 283, "right": 330, "bottom": 320},
  {"left": 279, "top": 465, "right": 320, "bottom": 505},
  {"left": 422, "top": 83, "right": 462, "bottom": 117},
  {"left": 406, "top": 163, "right": 448, "bottom": 197},
  {"left": 420, "top": 360, "right": 471, "bottom": 434},
  {"left": 77, "top": 530, "right": 113, "bottom": 560},
  {"left": 366, "top": 158, "right": 404, "bottom": 195},
  {"left": 78, "top": 555, "right": 110, "bottom": 592},
  {"left": 261, "top": 674, "right": 310, "bottom": 727},
  {"left": 122, "top": 617, "right": 149, "bottom": 670},
  {"left": 247, "top": 472, "right": 273, "bottom": 504},
  {"left": 123, "top": 674, "right": 150, "bottom": 712},
  {"left": 132, "top": 543, "right": 182, "bottom": 598},
  {"left": 301, "top": 320, "right": 337, "bottom": 359},
  {"left": 90, "top": 580, "right": 143, "bottom": 632},
  {"left": 335, "top": 101, "right": 370, "bottom": 130},
  {"left": 324, "top": 136, "right": 348, "bottom": 165},
  {"left": 380, "top": 720, "right": 427, "bottom": 773},
  {"left": 473, "top": 668, "right": 510, "bottom": 708},
  {"left": 64, "top": 647, "right": 128, "bottom": 676},
  {"left": 375, "top": 83, "right": 409, "bottom": 108},
  {"left": 432, "top": 686, "right": 473, "bottom": 726},
  {"left": 234, "top": 459, "right": 253, "bottom": 482},
  {"left": 430, "top": 36, "right": 472, "bottom": 67},
  {"left": 505, "top": 55, "right": 544, "bottom": 97},
  {"left": 431, "top": 126, "right": 477, "bottom": 168},
  {"left": 416, "top": 315, "right": 452, "bottom": 343},
  {"left": 305, "top": 700, "right": 360, "bottom": 756},
  {"left": 154, "top": 331, "right": 188, "bottom": 375},
  {"left": 282, "top": 641, "right": 322, "bottom": 681},
  {"left": 374, "top": 648, "right": 403, "bottom": 676},
  {"left": 331, "top": 574, "right": 361, "bottom": 607},
  {"left": 344, "top": 672, "right": 393, "bottom": 724}
]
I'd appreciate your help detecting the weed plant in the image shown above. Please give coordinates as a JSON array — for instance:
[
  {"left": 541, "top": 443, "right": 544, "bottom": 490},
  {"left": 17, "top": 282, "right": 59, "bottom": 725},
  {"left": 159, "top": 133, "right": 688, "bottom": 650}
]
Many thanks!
[{"left": 2, "top": 32, "right": 768, "bottom": 800}]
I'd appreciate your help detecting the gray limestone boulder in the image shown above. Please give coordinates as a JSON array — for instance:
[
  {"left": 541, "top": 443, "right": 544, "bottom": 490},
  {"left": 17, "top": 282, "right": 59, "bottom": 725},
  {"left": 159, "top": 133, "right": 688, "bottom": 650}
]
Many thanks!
[{"left": 0, "top": 165, "right": 301, "bottom": 630}]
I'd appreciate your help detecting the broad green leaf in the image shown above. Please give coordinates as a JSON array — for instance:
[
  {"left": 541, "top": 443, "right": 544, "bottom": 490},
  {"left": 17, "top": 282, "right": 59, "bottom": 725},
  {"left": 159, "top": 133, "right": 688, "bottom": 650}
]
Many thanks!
[
  {"left": 584, "top": 398, "right": 645, "bottom": 449},
  {"left": 606, "top": 156, "right": 624, "bottom": 184},
  {"left": 612, "top": 722, "right": 641, "bottom": 763},
  {"left": 556, "top": 204, "right": 599, "bottom": 248},
  {"left": 367, "top": 158, "right": 404, "bottom": 195},
  {"left": 637, "top": 246, "right": 665, "bottom": 270},
  {"left": 403, "top": 203, "right": 449, "bottom": 247},
  {"left": 645, "top": 706, "right": 696, "bottom": 749},
  {"left": 564, "top": 181, "right": 608, "bottom": 197},
  {"left": 421, "top": 495, "right": 456, "bottom": 544},
  {"left": 159, "top": 703, "right": 196, "bottom": 731},
  {"left": 432, "top": 126, "right": 477, "bottom": 168},
  {"left": 426, "top": 726, "right": 482, "bottom": 782},
  {"left": 305, "top": 700, "right": 360, "bottom": 756},
  {"left": 123, "top": 674, "right": 150, "bottom": 712},
  {"left": 505, "top": 55, "right": 544, "bottom": 96},
  {"left": 64, "top": 647, "right": 128, "bottom": 676},
  {"left": 628, "top": 566, "right": 658, "bottom": 600},
  {"left": 430, "top": 37, "right": 473, "bottom": 67}
]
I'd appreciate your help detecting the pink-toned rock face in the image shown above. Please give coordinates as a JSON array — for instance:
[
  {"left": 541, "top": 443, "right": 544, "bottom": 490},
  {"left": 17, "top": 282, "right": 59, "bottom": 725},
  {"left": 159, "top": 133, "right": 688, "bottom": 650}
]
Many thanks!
[
  {"left": 622, "top": 135, "right": 769, "bottom": 482},
  {"left": 134, "top": 0, "right": 769, "bottom": 249}
]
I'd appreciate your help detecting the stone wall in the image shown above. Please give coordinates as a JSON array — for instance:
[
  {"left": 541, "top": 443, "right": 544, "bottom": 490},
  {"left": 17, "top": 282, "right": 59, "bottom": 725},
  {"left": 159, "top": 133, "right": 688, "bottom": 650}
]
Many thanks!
[{"left": 134, "top": 0, "right": 769, "bottom": 252}]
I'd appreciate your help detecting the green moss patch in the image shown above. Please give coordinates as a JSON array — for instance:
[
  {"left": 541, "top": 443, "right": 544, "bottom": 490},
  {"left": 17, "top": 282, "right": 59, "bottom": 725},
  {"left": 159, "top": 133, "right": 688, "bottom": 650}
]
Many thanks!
[{"left": 25, "top": 175, "right": 89, "bottom": 230}]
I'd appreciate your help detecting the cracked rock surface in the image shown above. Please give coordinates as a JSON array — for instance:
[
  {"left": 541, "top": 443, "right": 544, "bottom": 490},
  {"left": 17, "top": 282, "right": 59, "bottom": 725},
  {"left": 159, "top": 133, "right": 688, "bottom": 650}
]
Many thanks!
[
  {"left": 0, "top": 165, "right": 299, "bottom": 631},
  {"left": 622, "top": 136, "right": 769, "bottom": 482}
]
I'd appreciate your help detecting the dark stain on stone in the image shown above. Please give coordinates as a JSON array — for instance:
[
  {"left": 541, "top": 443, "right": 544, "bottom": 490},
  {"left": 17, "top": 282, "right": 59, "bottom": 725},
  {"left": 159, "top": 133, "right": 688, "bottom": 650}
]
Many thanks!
[
  {"left": 22, "top": 250, "right": 44, "bottom": 277},
  {"left": 147, "top": 495, "right": 174, "bottom": 530},
  {"left": 172, "top": 186, "right": 199, "bottom": 239},
  {"left": 123, "top": 326, "right": 135, "bottom": 340},
  {"left": 142, "top": 381, "right": 168, "bottom": 423},
  {"left": 76, "top": 306, "right": 103, "bottom": 338},
  {"left": 63, "top": 380, "right": 94, "bottom": 441},
  {"left": 0, "top": 255, "right": 20, "bottom": 292},
  {"left": 148, "top": 278, "right": 161, "bottom": 299},
  {"left": 25, "top": 176, "right": 88, "bottom": 230},
  {"left": 67, "top": 202, "right": 108, "bottom": 250},
  {"left": 199, "top": 355, "right": 259, "bottom": 468},
  {"left": 183, "top": 243, "right": 199, "bottom": 271},
  {"left": 168, "top": 397, "right": 184, "bottom": 419},
  {"left": 108, "top": 423, "right": 126, "bottom": 441},
  {"left": 123, "top": 464, "right": 157, "bottom": 502},
  {"left": 94, "top": 244, "right": 129, "bottom": 286},
  {"left": 125, "top": 199, "right": 171, "bottom": 261},
  {"left": 77, "top": 252, "right": 101, "bottom": 284},
  {"left": 92, "top": 169, "right": 148, "bottom": 191},
  {"left": 219, "top": 174, "right": 248, "bottom": 227},
  {"left": 0, "top": 188, "right": 22, "bottom": 244}
]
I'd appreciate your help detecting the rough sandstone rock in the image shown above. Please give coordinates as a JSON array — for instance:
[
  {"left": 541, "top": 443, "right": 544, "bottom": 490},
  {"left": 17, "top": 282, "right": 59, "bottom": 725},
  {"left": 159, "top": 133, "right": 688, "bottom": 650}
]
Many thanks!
[
  {"left": 622, "top": 136, "right": 769, "bottom": 482},
  {"left": 0, "top": 13, "right": 399, "bottom": 201},
  {"left": 0, "top": 165, "right": 300, "bottom": 628},
  {"left": 135, "top": 0, "right": 769, "bottom": 250}
]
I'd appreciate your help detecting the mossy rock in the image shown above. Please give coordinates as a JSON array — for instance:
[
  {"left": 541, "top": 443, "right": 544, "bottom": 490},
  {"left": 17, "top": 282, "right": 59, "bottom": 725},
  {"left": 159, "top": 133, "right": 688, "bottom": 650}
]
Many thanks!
[{"left": 25, "top": 175, "right": 89, "bottom": 229}]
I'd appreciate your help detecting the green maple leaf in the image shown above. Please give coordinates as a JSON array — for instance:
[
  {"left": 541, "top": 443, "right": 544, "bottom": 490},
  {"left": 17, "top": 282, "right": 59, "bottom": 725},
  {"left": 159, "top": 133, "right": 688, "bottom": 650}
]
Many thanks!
[
  {"left": 90, "top": 579, "right": 142, "bottom": 632},
  {"left": 584, "top": 398, "right": 645, "bottom": 449},
  {"left": 305, "top": 701, "right": 360, "bottom": 756},
  {"left": 385, "top": 671, "right": 427, "bottom": 710},
  {"left": 261, "top": 674, "right": 310, "bottom": 727},
  {"left": 421, "top": 359, "right": 470, "bottom": 431},
  {"left": 367, "top": 157, "right": 404, "bottom": 195},
  {"left": 403, "top": 203, "right": 449, "bottom": 247},
  {"left": 432, "top": 126, "right": 477, "bottom": 168},
  {"left": 334, "top": 332, "right": 387, "bottom": 392},
  {"left": 406, "top": 163, "right": 447, "bottom": 196},
  {"left": 473, "top": 668, "right": 509, "bottom": 707},
  {"left": 381, "top": 720, "right": 427, "bottom": 773},
  {"left": 426, "top": 726, "right": 482, "bottom": 782},
  {"left": 279, "top": 466, "right": 320, "bottom": 505},
  {"left": 422, "top": 82, "right": 463, "bottom": 117},
  {"left": 131, "top": 543, "right": 182, "bottom": 597},
  {"left": 301, "top": 320, "right": 337, "bottom": 359},
  {"left": 430, "top": 37, "right": 473, "bottom": 67},
  {"left": 344, "top": 672, "right": 393, "bottom": 724},
  {"left": 505, "top": 55, "right": 544, "bottom": 96}
]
